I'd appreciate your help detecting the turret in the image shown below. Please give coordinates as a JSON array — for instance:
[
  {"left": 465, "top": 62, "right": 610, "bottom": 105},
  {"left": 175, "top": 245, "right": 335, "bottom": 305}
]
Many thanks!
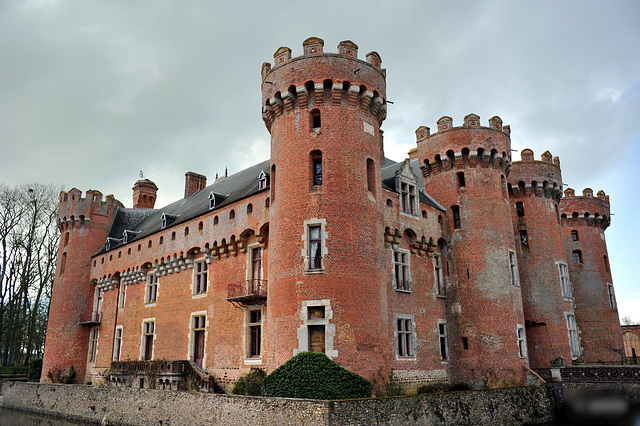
[
  {"left": 559, "top": 188, "right": 624, "bottom": 363},
  {"left": 262, "top": 38, "right": 389, "bottom": 378},
  {"left": 132, "top": 179, "right": 158, "bottom": 209},
  {"left": 509, "top": 150, "right": 575, "bottom": 373},
  {"left": 41, "top": 189, "right": 123, "bottom": 382},
  {"left": 416, "top": 114, "right": 528, "bottom": 386}
]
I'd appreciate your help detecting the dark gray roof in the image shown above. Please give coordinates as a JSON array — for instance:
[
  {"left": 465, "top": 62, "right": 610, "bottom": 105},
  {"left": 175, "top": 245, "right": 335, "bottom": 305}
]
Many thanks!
[
  {"left": 381, "top": 159, "right": 446, "bottom": 211},
  {"left": 99, "top": 157, "right": 444, "bottom": 255}
]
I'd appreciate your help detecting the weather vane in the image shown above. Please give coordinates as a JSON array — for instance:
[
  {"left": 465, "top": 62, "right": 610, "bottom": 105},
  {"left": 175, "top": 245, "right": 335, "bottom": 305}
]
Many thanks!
[{"left": 140, "top": 170, "right": 144, "bottom": 179}]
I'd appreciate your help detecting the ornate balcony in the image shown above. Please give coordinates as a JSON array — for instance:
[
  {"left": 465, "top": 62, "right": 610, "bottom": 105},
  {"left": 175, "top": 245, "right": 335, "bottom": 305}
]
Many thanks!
[
  {"left": 227, "top": 279, "right": 267, "bottom": 307},
  {"left": 78, "top": 311, "right": 101, "bottom": 325}
]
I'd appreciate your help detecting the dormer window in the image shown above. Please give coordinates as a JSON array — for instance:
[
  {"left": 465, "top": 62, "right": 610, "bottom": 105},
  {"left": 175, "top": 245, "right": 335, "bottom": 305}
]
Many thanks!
[
  {"left": 395, "top": 159, "right": 419, "bottom": 217},
  {"left": 161, "top": 213, "right": 168, "bottom": 229},
  {"left": 123, "top": 229, "right": 140, "bottom": 243},
  {"left": 209, "top": 192, "right": 216, "bottom": 210},
  {"left": 400, "top": 182, "right": 417, "bottom": 215},
  {"left": 258, "top": 171, "right": 269, "bottom": 190}
]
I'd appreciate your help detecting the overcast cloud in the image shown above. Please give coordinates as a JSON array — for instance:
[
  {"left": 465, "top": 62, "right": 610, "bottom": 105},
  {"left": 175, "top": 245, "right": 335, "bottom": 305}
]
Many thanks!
[{"left": 1, "top": 0, "right": 638, "bottom": 320}]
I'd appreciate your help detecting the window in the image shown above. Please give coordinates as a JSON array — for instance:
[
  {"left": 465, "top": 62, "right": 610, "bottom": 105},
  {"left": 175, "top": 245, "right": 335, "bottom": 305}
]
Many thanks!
[
  {"left": 311, "top": 150, "right": 323, "bottom": 186},
  {"left": 250, "top": 247, "right": 262, "bottom": 286},
  {"left": 452, "top": 205, "right": 461, "bottom": 229},
  {"left": 520, "top": 230, "right": 529, "bottom": 248},
  {"left": 64, "top": 232, "right": 69, "bottom": 246},
  {"left": 258, "top": 170, "right": 268, "bottom": 190},
  {"left": 367, "top": 159, "right": 375, "bottom": 193},
  {"left": 88, "top": 328, "right": 99, "bottom": 363},
  {"left": 193, "top": 260, "right": 208, "bottom": 295},
  {"left": 229, "top": 210, "right": 235, "bottom": 220},
  {"left": 434, "top": 255, "right": 444, "bottom": 296},
  {"left": 248, "top": 309, "right": 262, "bottom": 358},
  {"left": 509, "top": 251, "right": 519, "bottom": 286},
  {"left": 142, "top": 320, "right": 155, "bottom": 361},
  {"left": 198, "top": 221, "right": 203, "bottom": 231},
  {"left": 517, "top": 325, "right": 527, "bottom": 358},
  {"left": 118, "top": 282, "right": 126, "bottom": 309},
  {"left": 401, "top": 182, "right": 417, "bottom": 215},
  {"left": 146, "top": 273, "right": 158, "bottom": 304},
  {"left": 307, "top": 224, "right": 323, "bottom": 271},
  {"left": 572, "top": 250, "right": 582, "bottom": 264},
  {"left": 604, "top": 255, "right": 610, "bottom": 272},
  {"left": 438, "top": 322, "right": 448, "bottom": 360},
  {"left": 311, "top": 109, "right": 321, "bottom": 130},
  {"left": 308, "top": 306, "right": 326, "bottom": 353},
  {"left": 608, "top": 283, "right": 617, "bottom": 310},
  {"left": 60, "top": 253, "right": 66, "bottom": 273},
  {"left": 208, "top": 192, "right": 216, "bottom": 210},
  {"left": 462, "top": 337, "right": 469, "bottom": 350},
  {"left": 559, "top": 263, "right": 572, "bottom": 299},
  {"left": 213, "top": 216, "right": 218, "bottom": 226},
  {"left": 396, "top": 316, "right": 415, "bottom": 358},
  {"left": 161, "top": 213, "right": 167, "bottom": 229},
  {"left": 94, "top": 287, "right": 104, "bottom": 318},
  {"left": 185, "top": 227, "right": 189, "bottom": 236},
  {"left": 393, "top": 249, "right": 411, "bottom": 291},
  {"left": 247, "top": 203, "right": 253, "bottom": 214},
  {"left": 566, "top": 313, "right": 581, "bottom": 358},
  {"left": 515, "top": 202, "right": 525, "bottom": 217},
  {"left": 192, "top": 315, "right": 206, "bottom": 368},
  {"left": 113, "top": 327, "right": 123, "bottom": 362},
  {"left": 571, "top": 230, "right": 579, "bottom": 241},
  {"left": 457, "top": 172, "right": 466, "bottom": 188}
]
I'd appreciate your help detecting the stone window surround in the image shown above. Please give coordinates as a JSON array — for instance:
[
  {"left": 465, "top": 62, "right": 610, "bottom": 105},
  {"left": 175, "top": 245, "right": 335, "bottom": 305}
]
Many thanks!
[
  {"left": 113, "top": 326, "right": 123, "bottom": 362},
  {"left": 187, "top": 311, "right": 208, "bottom": 369},
  {"left": 557, "top": 261, "right": 573, "bottom": 300},
  {"left": 517, "top": 324, "right": 527, "bottom": 358},
  {"left": 140, "top": 318, "right": 156, "bottom": 361},
  {"left": 191, "top": 258, "right": 208, "bottom": 298},
  {"left": 392, "top": 247, "right": 412, "bottom": 292},
  {"left": 302, "top": 218, "right": 328, "bottom": 273},
  {"left": 565, "top": 311, "right": 582, "bottom": 359},
  {"left": 433, "top": 254, "right": 445, "bottom": 297},
  {"left": 244, "top": 304, "right": 263, "bottom": 365},
  {"left": 509, "top": 250, "right": 519, "bottom": 287},
  {"left": 145, "top": 272, "right": 158, "bottom": 306},
  {"left": 394, "top": 313, "right": 417, "bottom": 360},
  {"left": 295, "top": 299, "right": 337, "bottom": 359}
]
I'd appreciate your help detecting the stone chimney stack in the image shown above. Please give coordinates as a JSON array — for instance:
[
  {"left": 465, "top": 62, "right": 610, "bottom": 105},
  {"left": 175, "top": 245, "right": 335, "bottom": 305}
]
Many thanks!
[
  {"left": 132, "top": 179, "right": 158, "bottom": 209},
  {"left": 185, "top": 172, "right": 207, "bottom": 198}
]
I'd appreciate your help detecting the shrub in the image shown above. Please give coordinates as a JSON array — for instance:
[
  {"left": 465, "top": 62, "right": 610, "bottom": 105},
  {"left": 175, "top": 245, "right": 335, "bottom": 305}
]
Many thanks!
[
  {"left": 416, "top": 381, "right": 471, "bottom": 394},
  {"left": 28, "top": 358, "right": 43, "bottom": 382},
  {"left": 47, "top": 365, "right": 76, "bottom": 384},
  {"left": 261, "top": 352, "right": 372, "bottom": 400},
  {"left": 232, "top": 368, "right": 266, "bottom": 395}
]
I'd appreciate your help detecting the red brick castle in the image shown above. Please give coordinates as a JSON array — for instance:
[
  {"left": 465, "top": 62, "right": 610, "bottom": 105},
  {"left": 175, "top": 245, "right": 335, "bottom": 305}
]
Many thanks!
[{"left": 41, "top": 38, "right": 624, "bottom": 390}]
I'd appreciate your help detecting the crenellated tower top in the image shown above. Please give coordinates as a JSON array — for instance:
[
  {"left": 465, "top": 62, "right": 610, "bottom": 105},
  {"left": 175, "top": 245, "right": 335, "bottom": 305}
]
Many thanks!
[
  {"left": 261, "top": 37, "right": 387, "bottom": 131},
  {"left": 58, "top": 188, "right": 123, "bottom": 231},
  {"left": 508, "top": 149, "right": 563, "bottom": 202},
  {"left": 560, "top": 188, "right": 611, "bottom": 229}
]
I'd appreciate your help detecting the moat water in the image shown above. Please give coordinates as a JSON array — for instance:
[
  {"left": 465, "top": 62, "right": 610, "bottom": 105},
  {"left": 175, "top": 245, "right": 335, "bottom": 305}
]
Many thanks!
[{"left": 0, "top": 407, "right": 85, "bottom": 425}]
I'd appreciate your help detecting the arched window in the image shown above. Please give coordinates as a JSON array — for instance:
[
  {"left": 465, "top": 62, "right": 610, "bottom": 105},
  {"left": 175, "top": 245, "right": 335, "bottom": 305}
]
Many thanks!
[
  {"left": 229, "top": 210, "right": 235, "bottom": 220},
  {"left": 515, "top": 202, "right": 525, "bottom": 217},
  {"left": 198, "top": 221, "right": 203, "bottom": 231},
  {"left": 213, "top": 216, "right": 218, "bottom": 226},
  {"left": 247, "top": 203, "right": 253, "bottom": 214}
]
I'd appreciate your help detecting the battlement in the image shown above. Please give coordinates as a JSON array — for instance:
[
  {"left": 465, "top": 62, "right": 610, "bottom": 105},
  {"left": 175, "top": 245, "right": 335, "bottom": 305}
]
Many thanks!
[
  {"left": 58, "top": 188, "right": 123, "bottom": 230},
  {"left": 508, "top": 149, "right": 563, "bottom": 201},
  {"left": 417, "top": 114, "right": 513, "bottom": 178},
  {"left": 261, "top": 38, "right": 387, "bottom": 131},
  {"left": 560, "top": 188, "right": 611, "bottom": 229}
]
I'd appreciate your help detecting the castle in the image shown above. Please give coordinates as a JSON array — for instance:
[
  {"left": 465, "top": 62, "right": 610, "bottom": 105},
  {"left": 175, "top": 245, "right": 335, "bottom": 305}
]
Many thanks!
[{"left": 41, "top": 38, "right": 624, "bottom": 390}]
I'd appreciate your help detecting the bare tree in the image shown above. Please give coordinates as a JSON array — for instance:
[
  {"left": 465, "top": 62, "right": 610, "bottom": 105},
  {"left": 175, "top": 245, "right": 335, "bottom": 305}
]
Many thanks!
[
  {"left": 0, "top": 183, "right": 60, "bottom": 365},
  {"left": 621, "top": 316, "right": 635, "bottom": 326}
]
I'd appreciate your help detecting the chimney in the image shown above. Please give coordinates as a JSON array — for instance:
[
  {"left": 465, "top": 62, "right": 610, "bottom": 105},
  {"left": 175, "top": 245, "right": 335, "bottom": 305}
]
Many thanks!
[
  {"left": 185, "top": 172, "right": 207, "bottom": 198},
  {"left": 132, "top": 179, "right": 158, "bottom": 209}
]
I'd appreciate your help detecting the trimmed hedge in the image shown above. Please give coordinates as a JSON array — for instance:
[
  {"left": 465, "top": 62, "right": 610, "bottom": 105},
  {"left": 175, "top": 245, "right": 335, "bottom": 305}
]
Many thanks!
[
  {"left": 261, "top": 352, "right": 372, "bottom": 400},
  {"left": 28, "top": 358, "right": 43, "bottom": 382}
]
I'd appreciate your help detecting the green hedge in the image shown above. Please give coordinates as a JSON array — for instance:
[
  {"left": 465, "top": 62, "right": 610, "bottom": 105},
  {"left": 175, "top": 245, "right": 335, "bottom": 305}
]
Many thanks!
[
  {"left": 232, "top": 368, "right": 266, "bottom": 395},
  {"left": 261, "top": 352, "right": 372, "bottom": 400},
  {"left": 28, "top": 359, "right": 43, "bottom": 382}
]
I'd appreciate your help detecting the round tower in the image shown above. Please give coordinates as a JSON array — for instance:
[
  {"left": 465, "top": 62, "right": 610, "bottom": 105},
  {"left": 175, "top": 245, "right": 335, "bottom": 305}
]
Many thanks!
[
  {"left": 416, "top": 114, "right": 528, "bottom": 386},
  {"left": 41, "top": 189, "right": 122, "bottom": 382},
  {"left": 559, "top": 188, "right": 624, "bottom": 363},
  {"left": 508, "top": 149, "right": 575, "bottom": 373},
  {"left": 262, "top": 38, "right": 389, "bottom": 377}
]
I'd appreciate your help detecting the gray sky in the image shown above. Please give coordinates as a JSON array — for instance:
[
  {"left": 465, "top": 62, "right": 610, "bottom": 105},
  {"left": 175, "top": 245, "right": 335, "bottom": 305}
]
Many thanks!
[{"left": 2, "top": 0, "right": 639, "bottom": 321}]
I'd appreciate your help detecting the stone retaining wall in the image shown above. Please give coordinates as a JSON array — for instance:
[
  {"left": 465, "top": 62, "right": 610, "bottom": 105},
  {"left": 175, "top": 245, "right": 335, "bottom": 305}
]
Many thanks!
[{"left": 1, "top": 381, "right": 555, "bottom": 425}]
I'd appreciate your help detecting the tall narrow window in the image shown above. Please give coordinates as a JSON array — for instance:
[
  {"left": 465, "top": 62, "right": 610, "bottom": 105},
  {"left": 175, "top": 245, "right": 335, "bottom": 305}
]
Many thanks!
[
  {"left": 516, "top": 202, "right": 525, "bottom": 217},
  {"left": 311, "top": 150, "right": 323, "bottom": 186},
  {"left": 367, "top": 158, "right": 375, "bottom": 193},
  {"left": 608, "top": 283, "right": 617, "bottom": 310},
  {"left": 271, "top": 164, "right": 276, "bottom": 202},
  {"left": 401, "top": 182, "right": 417, "bottom": 215},
  {"left": 509, "top": 251, "right": 519, "bottom": 286},
  {"left": 308, "top": 225, "right": 322, "bottom": 270},
  {"left": 604, "top": 255, "right": 610, "bottom": 272},
  {"left": 192, "top": 315, "right": 206, "bottom": 368},
  {"left": 248, "top": 310, "right": 262, "bottom": 358},
  {"left": 559, "top": 263, "right": 572, "bottom": 299},
  {"left": 60, "top": 253, "right": 67, "bottom": 273},
  {"left": 457, "top": 172, "right": 466, "bottom": 188},
  {"left": 142, "top": 321, "right": 155, "bottom": 361},
  {"left": 250, "top": 247, "right": 262, "bottom": 294},
  {"left": 88, "top": 328, "right": 99, "bottom": 363},
  {"left": 393, "top": 249, "right": 411, "bottom": 291},
  {"left": 209, "top": 192, "right": 216, "bottom": 210},
  {"left": 520, "top": 230, "right": 529, "bottom": 248},
  {"left": 146, "top": 273, "right": 158, "bottom": 304},
  {"left": 308, "top": 306, "right": 326, "bottom": 353},
  {"left": 452, "top": 205, "right": 461, "bottom": 229},
  {"left": 396, "top": 316, "right": 414, "bottom": 358},
  {"left": 311, "top": 109, "right": 321, "bottom": 130},
  {"left": 434, "top": 255, "right": 444, "bottom": 296},
  {"left": 64, "top": 232, "right": 69, "bottom": 246},
  {"left": 572, "top": 250, "right": 582, "bottom": 264},
  {"left": 438, "top": 323, "right": 448, "bottom": 360},
  {"left": 517, "top": 325, "right": 527, "bottom": 358},
  {"left": 118, "top": 282, "right": 126, "bottom": 309},
  {"left": 193, "top": 260, "right": 208, "bottom": 295},
  {"left": 94, "top": 287, "right": 103, "bottom": 319},
  {"left": 571, "top": 230, "right": 579, "bottom": 241},
  {"left": 566, "top": 313, "right": 581, "bottom": 358},
  {"left": 113, "top": 327, "right": 123, "bottom": 362}
]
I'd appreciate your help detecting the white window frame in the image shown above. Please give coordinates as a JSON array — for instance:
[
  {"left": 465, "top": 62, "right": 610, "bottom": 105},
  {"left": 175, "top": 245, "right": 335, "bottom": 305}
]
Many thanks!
[
  {"left": 294, "top": 299, "right": 337, "bottom": 359},
  {"left": 188, "top": 311, "right": 207, "bottom": 368},
  {"left": 395, "top": 314, "right": 416, "bottom": 360},
  {"left": 258, "top": 170, "right": 268, "bottom": 190},
  {"left": 517, "top": 325, "right": 527, "bottom": 358},
  {"left": 118, "top": 282, "right": 126, "bottom": 309},
  {"left": 192, "top": 259, "right": 208, "bottom": 296},
  {"left": 145, "top": 273, "right": 158, "bottom": 305},
  {"left": 400, "top": 180, "right": 418, "bottom": 216},
  {"left": 245, "top": 306, "right": 263, "bottom": 364},
  {"left": 565, "top": 312, "right": 581, "bottom": 358},
  {"left": 113, "top": 326, "right": 123, "bottom": 362},
  {"left": 392, "top": 248, "right": 412, "bottom": 292},
  {"left": 141, "top": 319, "right": 156, "bottom": 361},
  {"left": 434, "top": 254, "right": 445, "bottom": 296},
  {"left": 208, "top": 192, "right": 216, "bottom": 210},
  {"left": 302, "top": 219, "right": 327, "bottom": 273},
  {"left": 607, "top": 283, "right": 617, "bottom": 310},
  {"left": 509, "top": 250, "right": 519, "bottom": 287},
  {"left": 438, "top": 322, "right": 448, "bottom": 361},
  {"left": 88, "top": 328, "right": 99, "bottom": 363},
  {"left": 558, "top": 262, "right": 573, "bottom": 300}
]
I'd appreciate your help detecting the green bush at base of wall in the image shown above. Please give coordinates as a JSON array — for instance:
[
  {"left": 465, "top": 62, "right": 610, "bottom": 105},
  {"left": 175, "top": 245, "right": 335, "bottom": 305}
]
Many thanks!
[
  {"left": 28, "top": 359, "right": 43, "bottom": 382},
  {"left": 232, "top": 368, "right": 266, "bottom": 395},
  {"left": 261, "top": 352, "right": 373, "bottom": 400}
]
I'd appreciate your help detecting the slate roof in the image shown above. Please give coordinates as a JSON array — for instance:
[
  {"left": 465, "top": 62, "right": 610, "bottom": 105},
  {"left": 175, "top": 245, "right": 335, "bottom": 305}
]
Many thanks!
[{"left": 99, "top": 157, "right": 444, "bottom": 255}]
